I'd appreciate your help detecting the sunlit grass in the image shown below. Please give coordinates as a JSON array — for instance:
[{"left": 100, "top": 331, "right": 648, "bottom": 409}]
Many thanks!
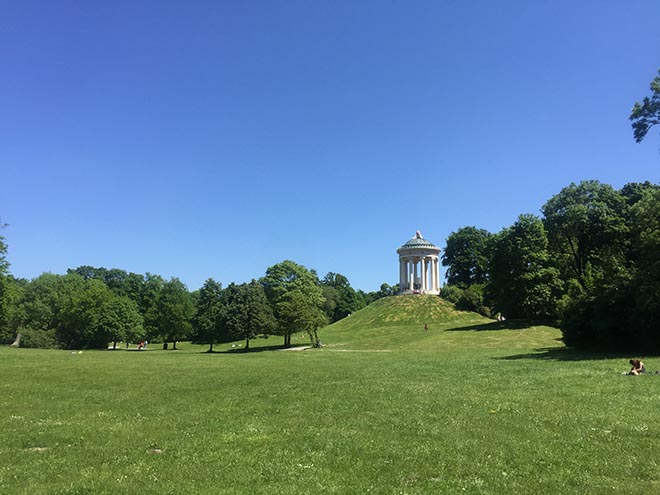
[{"left": 1, "top": 296, "right": 659, "bottom": 494}]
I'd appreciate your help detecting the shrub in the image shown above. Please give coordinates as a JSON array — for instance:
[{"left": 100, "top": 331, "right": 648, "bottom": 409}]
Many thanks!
[{"left": 18, "top": 327, "right": 60, "bottom": 349}]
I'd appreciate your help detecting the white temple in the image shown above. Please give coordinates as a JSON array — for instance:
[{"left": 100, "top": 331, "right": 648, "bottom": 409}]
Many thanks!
[{"left": 397, "top": 231, "right": 441, "bottom": 295}]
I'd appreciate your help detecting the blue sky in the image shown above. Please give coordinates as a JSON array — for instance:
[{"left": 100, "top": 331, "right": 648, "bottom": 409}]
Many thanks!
[{"left": 2, "top": 1, "right": 659, "bottom": 292}]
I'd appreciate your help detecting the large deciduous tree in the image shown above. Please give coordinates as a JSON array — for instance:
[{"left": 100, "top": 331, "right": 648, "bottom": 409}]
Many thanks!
[
  {"left": 154, "top": 278, "right": 193, "bottom": 350},
  {"left": 222, "top": 280, "right": 276, "bottom": 350},
  {"left": 320, "top": 272, "right": 364, "bottom": 323},
  {"left": 628, "top": 186, "right": 660, "bottom": 347},
  {"left": 630, "top": 69, "right": 660, "bottom": 143},
  {"left": 487, "top": 214, "right": 562, "bottom": 321},
  {"left": 261, "top": 260, "right": 327, "bottom": 347},
  {"left": 191, "top": 278, "right": 224, "bottom": 352},
  {"left": 57, "top": 278, "right": 114, "bottom": 349},
  {"left": 97, "top": 295, "right": 144, "bottom": 349},
  {"left": 442, "top": 226, "right": 492, "bottom": 287},
  {"left": 541, "top": 180, "right": 627, "bottom": 291},
  {"left": 0, "top": 221, "right": 9, "bottom": 340}
]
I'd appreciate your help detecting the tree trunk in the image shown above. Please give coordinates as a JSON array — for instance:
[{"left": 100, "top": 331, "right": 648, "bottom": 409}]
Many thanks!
[
  {"left": 245, "top": 337, "right": 250, "bottom": 350},
  {"left": 208, "top": 339, "right": 214, "bottom": 353},
  {"left": 172, "top": 341, "right": 177, "bottom": 350},
  {"left": 10, "top": 333, "right": 21, "bottom": 347},
  {"left": 113, "top": 341, "right": 117, "bottom": 350}
]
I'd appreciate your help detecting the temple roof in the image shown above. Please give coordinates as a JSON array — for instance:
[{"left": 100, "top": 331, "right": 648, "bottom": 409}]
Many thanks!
[{"left": 398, "top": 230, "right": 440, "bottom": 251}]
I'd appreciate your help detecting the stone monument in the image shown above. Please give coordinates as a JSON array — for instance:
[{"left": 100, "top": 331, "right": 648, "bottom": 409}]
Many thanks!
[{"left": 397, "top": 231, "right": 440, "bottom": 295}]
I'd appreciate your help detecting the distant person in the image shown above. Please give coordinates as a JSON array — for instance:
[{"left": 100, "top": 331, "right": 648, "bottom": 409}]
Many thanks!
[
  {"left": 424, "top": 323, "right": 428, "bottom": 332},
  {"left": 137, "top": 341, "right": 144, "bottom": 350},
  {"left": 629, "top": 359, "right": 646, "bottom": 375}
]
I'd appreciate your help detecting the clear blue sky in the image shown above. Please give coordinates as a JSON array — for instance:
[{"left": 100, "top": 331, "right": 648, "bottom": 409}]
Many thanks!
[{"left": 2, "top": 1, "right": 659, "bottom": 292}]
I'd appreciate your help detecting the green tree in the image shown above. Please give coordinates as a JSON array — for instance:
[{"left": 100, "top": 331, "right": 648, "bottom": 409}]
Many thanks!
[
  {"left": 261, "top": 260, "right": 327, "bottom": 347},
  {"left": 140, "top": 273, "right": 165, "bottom": 340},
  {"left": 154, "top": 278, "right": 193, "bottom": 350},
  {"left": 10, "top": 273, "right": 85, "bottom": 347},
  {"left": 541, "top": 180, "right": 628, "bottom": 290},
  {"left": 276, "top": 289, "right": 327, "bottom": 348},
  {"left": 629, "top": 186, "right": 660, "bottom": 348},
  {"left": 69, "top": 266, "right": 145, "bottom": 305},
  {"left": 191, "top": 278, "right": 225, "bottom": 352},
  {"left": 487, "top": 214, "right": 562, "bottom": 321},
  {"left": 0, "top": 220, "right": 10, "bottom": 340},
  {"left": 548, "top": 182, "right": 658, "bottom": 350},
  {"left": 630, "top": 68, "right": 660, "bottom": 143},
  {"left": 57, "top": 278, "right": 114, "bottom": 349},
  {"left": 222, "top": 280, "right": 276, "bottom": 350},
  {"left": 442, "top": 226, "right": 492, "bottom": 287},
  {"left": 321, "top": 272, "right": 364, "bottom": 322},
  {"left": 97, "top": 295, "right": 144, "bottom": 349}
]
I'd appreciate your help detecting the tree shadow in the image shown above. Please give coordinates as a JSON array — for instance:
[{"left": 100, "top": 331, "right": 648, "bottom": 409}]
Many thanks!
[
  {"left": 446, "top": 320, "right": 531, "bottom": 331},
  {"left": 222, "top": 344, "right": 311, "bottom": 354},
  {"left": 496, "top": 346, "right": 640, "bottom": 362}
]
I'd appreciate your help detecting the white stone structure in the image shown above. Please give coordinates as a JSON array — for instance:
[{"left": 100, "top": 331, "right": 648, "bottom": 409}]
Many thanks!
[{"left": 397, "top": 231, "right": 441, "bottom": 295}]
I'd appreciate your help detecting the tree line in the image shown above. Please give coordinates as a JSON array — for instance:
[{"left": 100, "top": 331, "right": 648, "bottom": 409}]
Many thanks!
[
  {"left": 441, "top": 180, "right": 660, "bottom": 351},
  {"left": 0, "top": 252, "right": 396, "bottom": 350}
]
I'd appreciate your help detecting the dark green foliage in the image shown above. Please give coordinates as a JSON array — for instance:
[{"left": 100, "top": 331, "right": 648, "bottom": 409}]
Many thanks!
[
  {"left": 140, "top": 273, "right": 165, "bottom": 340},
  {"left": 221, "top": 280, "right": 276, "bottom": 349},
  {"left": 154, "top": 278, "right": 194, "bottom": 349},
  {"left": 261, "top": 260, "right": 327, "bottom": 347},
  {"left": 97, "top": 296, "right": 144, "bottom": 349},
  {"left": 454, "top": 284, "right": 490, "bottom": 317},
  {"left": 486, "top": 214, "right": 562, "bottom": 321},
  {"left": 542, "top": 180, "right": 628, "bottom": 290},
  {"left": 547, "top": 182, "right": 660, "bottom": 350},
  {"left": 57, "top": 278, "right": 115, "bottom": 349},
  {"left": 440, "top": 284, "right": 491, "bottom": 317},
  {"left": 0, "top": 221, "right": 10, "bottom": 340},
  {"left": 629, "top": 187, "right": 660, "bottom": 344},
  {"left": 439, "top": 285, "right": 462, "bottom": 304},
  {"left": 630, "top": 68, "right": 660, "bottom": 143},
  {"left": 17, "top": 327, "right": 59, "bottom": 349},
  {"left": 276, "top": 288, "right": 327, "bottom": 348},
  {"left": 359, "top": 283, "right": 400, "bottom": 305},
  {"left": 321, "top": 272, "right": 365, "bottom": 322},
  {"left": 191, "top": 278, "right": 225, "bottom": 351},
  {"left": 442, "top": 226, "right": 492, "bottom": 287}
]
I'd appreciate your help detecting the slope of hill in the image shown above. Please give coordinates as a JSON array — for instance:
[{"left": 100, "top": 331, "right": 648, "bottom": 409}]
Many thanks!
[{"left": 320, "top": 294, "right": 561, "bottom": 352}]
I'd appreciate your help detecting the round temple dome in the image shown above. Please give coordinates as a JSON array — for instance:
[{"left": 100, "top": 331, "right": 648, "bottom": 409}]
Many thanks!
[{"left": 397, "top": 231, "right": 440, "bottom": 252}]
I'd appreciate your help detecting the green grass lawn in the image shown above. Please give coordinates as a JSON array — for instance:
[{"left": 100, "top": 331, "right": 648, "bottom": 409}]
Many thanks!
[{"left": 1, "top": 296, "right": 659, "bottom": 494}]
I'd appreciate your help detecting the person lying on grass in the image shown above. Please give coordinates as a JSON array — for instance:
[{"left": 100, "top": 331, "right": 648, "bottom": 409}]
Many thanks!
[{"left": 629, "top": 359, "right": 646, "bottom": 375}]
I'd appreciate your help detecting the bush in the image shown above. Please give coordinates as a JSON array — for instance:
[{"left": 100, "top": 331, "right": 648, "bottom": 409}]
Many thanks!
[
  {"left": 455, "top": 284, "right": 491, "bottom": 317},
  {"left": 439, "top": 285, "right": 461, "bottom": 304},
  {"left": 441, "top": 285, "right": 491, "bottom": 317},
  {"left": 17, "top": 327, "right": 60, "bottom": 349}
]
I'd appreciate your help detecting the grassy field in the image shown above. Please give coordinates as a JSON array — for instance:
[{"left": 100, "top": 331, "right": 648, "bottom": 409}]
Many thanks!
[{"left": 1, "top": 295, "right": 659, "bottom": 494}]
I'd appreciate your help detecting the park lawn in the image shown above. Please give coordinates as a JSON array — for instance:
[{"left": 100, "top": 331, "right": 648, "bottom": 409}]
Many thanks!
[{"left": 1, "top": 296, "right": 659, "bottom": 494}]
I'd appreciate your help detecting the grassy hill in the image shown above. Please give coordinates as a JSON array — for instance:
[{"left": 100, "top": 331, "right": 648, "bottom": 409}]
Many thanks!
[
  {"left": 320, "top": 295, "right": 562, "bottom": 352},
  {"left": 1, "top": 296, "right": 658, "bottom": 494}
]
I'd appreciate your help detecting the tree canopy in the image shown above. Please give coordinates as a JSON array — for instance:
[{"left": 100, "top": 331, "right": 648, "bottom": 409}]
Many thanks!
[
  {"left": 630, "top": 68, "right": 660, "bottom": 143},
  {"left": 442, "top": 226, "right": 492, "bottom": 287}
]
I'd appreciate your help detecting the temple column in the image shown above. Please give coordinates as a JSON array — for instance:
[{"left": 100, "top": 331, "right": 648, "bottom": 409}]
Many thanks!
[{"left": 421, "top": 258, "right": 427, "bottom": 292}]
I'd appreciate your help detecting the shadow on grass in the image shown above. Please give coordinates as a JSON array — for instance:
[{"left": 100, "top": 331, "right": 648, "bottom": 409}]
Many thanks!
[
  {"left": 496, "top": 346, "right": 636, "bottom": 361},
  {"left": 446, "top": 320, "right": 531, "bottom": 331},
  {"left": 221, "top": 344, "right": 311, "bottom": 354}
]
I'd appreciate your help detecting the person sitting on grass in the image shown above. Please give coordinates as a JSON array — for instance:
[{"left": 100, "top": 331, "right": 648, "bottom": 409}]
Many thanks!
[{"left": 629, "top": 359, "right": 646, "bottom": 375}]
